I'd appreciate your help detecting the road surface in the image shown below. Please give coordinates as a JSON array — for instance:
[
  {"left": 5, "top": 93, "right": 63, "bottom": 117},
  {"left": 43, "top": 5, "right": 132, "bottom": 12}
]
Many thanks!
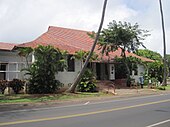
[{"left": 0, "top": 93, "right": 170, "bottom": 127}]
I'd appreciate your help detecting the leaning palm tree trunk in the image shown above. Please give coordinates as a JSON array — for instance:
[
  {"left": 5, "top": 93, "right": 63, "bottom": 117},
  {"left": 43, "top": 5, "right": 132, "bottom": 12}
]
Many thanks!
[
  {"left": 66, "top": 0, "right": 108, "bottom": 93},
  {"left": 159, "top": 0, "right": 167, "bottom": 85}
]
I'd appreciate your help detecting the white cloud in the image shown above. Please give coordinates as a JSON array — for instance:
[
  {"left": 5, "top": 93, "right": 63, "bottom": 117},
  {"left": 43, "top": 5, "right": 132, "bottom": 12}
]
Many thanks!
[{"left": 0, "top": 0, "right": 169, "bottom": 55}]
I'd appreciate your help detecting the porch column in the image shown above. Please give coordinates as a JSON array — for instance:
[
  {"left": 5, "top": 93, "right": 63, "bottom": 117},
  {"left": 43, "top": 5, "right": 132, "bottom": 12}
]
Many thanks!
[
  {"left": 16, "top": 63, "right": 19, "bottom": 79},
  {"left": 7, "top": 64, "right": 9, "bottom": 81},
  {"left": 32, "top": 52, "right": 35, "bottom": 63}
]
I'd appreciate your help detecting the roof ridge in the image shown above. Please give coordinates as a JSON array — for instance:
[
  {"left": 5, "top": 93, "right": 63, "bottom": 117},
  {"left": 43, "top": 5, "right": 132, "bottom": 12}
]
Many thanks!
[
  {"left": 48, "top": 26, "right": 92, "bottom": 33},
  {"left": 0, "top": 42, "right": 16, "bottom": 45}
]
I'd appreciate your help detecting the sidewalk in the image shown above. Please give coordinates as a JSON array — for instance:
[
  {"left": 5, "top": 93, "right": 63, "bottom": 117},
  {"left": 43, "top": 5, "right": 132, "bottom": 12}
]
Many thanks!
[{"left": 0, "top": 89, "right": 170, "bottom": 112}]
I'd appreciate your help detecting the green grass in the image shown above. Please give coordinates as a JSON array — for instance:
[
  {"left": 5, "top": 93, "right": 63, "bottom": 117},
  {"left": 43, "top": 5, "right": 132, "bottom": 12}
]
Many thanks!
[
  {"left": 157, "top": 85, "right": 170, "bottom": 90},
  {"left": 165, "top": 85, "right": 170, "bottom": 90},
  {"left": 0, "top": 92, "right": 110, "bottom": 104}
]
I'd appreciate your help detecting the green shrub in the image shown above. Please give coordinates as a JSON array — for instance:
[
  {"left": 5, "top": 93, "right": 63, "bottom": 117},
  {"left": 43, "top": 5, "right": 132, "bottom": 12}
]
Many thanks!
[
  {"left": 126, "top": 77, "right": 134, "bottom": 87},
  {"left": 157, "top": 86, "right": 166, "bottom": 90},
  {"left": 23, "top": 45, "right": 66, "bottom": 94},
  {"left": 78, "top": 69, "right": 97, "bottom": 92},
  {"left": 9, "top": 79, "right": 25, "bottom": 94},
  {"left": 28, "top": 79, "right": 63, "bottom": 94},
  {"left": 0, "top": 80, "right": 8, "bottom": 94}
]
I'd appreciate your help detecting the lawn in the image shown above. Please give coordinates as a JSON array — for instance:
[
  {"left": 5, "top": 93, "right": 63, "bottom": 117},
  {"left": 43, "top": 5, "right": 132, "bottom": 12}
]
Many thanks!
[
  {"left": 157, "top": 85, "right": 170, "bottom": 90},
  {"left": 0, "top": 92, "right": 111, "bottom": 104},
  {"left": 165, "top": 85, "right": 170, "bottom": 90}
]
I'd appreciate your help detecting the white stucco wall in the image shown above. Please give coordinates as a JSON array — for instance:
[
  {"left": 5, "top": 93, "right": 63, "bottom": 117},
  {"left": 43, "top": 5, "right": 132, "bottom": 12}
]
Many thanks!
[
  {"left": 2, "top": 49, "right": 147, "bottom": 86},
  {"left": 131, "top": 64, "right": 145, "bottom": 83},
  {"left": 55, "top": 60, "right": 82, "bottom": 86},
  {"left": 0, "top": 50, "right": 83, "bottom": 85},
  {"left": 0, "top": 50, "right": 32, "bottom": 80}
]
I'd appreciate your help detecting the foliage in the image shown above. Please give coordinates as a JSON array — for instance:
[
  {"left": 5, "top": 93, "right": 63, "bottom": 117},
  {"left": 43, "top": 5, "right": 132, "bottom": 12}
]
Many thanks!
[
  {"left": 157, "top": 85, "right": 170, "bottom": 90},
  {"left": 98, "top": 20, "right": 149, "bottom": 56},
  {"left": 157, "top": 87, "right": 166, "bottom": 90},
  {"left": 72, "top": 50, "right": 98, "bottom": 68},
  {"left": 0, "top": 80, "right": 8, "bottom": 94},
  {"left": 136, "top": 49, "right": 163, "bottom": 83},
  {"left": 25, "top": 45, "right": 66, "bottom": 94},
  {"left": 143, "top": 73, "right": 151, "bottom": 85},
  {"left": 78, "top": 69, "right": 97, "bottom": 92},
  {"left": 18, "top": 47, "right": 33, "bottom": 67},
  {"left": 127, "top": 77, "right": 136, "bottom": 87},
  {"left": 147, "top": 61, "right": 163, "bottom": 82},
  {"left": 8, "top": 79, "right": 25, "bottom": 94},
  {"left": 166, "top": 54, "right": 170, "bottom": 76},
  {"left": 67, "top": 0, "right": 108, "bottom": 93},
  {"left": 72, "top": 50, "right": 87, "bottom": 61},
  {"left": 136, "top": 49, "right": 162, "bottom": 61},
  {"left": 97, "top": 20, "right": 149, "bottom": 82},
  {"left": 115, "top": 62, "right": 127, "bottom": 79},
  {"left": 86, "top": 51, "right": 99, "bottom": 62},
  {"left": 114, "top": 56, "right": 141, "bottom": 79}
]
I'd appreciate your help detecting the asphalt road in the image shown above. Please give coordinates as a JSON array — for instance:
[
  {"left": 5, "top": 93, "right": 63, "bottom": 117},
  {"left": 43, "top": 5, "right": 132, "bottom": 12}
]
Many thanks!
[{"left": 0, "top": 94, "right": 170, "bottom": 127}]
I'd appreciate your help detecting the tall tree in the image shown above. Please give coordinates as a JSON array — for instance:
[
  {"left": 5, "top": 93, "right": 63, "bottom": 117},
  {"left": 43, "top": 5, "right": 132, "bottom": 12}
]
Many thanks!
[
  {"left": 67, "top": 0, "right": 108, "bottom": 93},
  {"left": 159, "top": 0, "right": 167, "bottom": 85},
  {"left": 98, "top": 21, "right": 149, "bottom": 81},
  {"left": 136, "top": 49, "right": 162, "bottom": 61},
  {"left": 25, "top": 45, "right": 66, "bottom": 94}
]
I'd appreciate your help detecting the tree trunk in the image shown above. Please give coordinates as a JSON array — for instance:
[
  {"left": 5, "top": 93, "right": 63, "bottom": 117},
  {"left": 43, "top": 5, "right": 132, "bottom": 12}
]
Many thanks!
[
  {"left": 124, "top": 60, "right": 130, "bottom": 77},
  {"left": 66, "top": 0, "right": 108, "bottom": 93},
  {"left": 121, "top": 50, "right": 131, "bottom": 86},
  {"left": 159, "top": 0, "right": 167, "bottom": 85}
]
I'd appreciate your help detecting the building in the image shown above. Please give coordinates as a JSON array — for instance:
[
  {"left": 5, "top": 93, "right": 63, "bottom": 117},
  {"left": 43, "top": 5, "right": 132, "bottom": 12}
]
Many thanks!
[
  {"left": 14, "top": 26, "right": 154, "bottom": 86},
  {"left": 0, "top": 42, "right": 28, "bottom": 80}
]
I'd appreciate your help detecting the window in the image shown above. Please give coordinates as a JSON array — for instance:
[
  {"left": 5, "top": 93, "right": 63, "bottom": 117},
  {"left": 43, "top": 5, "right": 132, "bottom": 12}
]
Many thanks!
[
  {"left": 67, "top": 55, "right": 75, "bottom": 72},
  {"left": 0, "top": 64, "right": 6, "bottom": 80},
  {"left": 0, "top": 64, "right": 6, "bottom": 71}
]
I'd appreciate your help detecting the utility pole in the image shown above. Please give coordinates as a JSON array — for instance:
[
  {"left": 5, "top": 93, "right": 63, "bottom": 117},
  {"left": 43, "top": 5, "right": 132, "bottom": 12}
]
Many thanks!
[{"left": 159, "top": 0, "right": 167, "bottom": 85}]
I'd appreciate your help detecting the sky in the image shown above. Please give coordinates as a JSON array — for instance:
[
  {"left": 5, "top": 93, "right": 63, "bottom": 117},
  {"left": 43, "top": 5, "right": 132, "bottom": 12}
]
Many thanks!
[{"left": 0, "top": 0, "right": 169, "bottom": 55}]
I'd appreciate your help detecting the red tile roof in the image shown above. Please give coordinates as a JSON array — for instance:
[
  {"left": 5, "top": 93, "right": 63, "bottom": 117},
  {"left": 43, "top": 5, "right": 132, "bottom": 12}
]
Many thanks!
[
  {"left": 0, "top": 42, "right": 16, "bottom": 51},
  {"left": 17, "top": 26, "right": 154, "bottom": 62},
  {"left": 18, "top": 26, "right": 94, "bottom": 54}
]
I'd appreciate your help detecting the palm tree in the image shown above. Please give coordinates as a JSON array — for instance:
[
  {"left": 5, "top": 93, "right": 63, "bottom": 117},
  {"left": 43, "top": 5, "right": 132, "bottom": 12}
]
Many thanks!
[
  {"left": 159, "top": 0, "right": 167, "bottom": 85},
  {"left": 67, "top": 0, "right": 108, "bottom": 93},
  {"left": 72, "top": 50, "right": 87, "bottom": 68},
  {"left": 18, "top": 47, "right": 33, "bottom": 67},
  {"left": 72, "top": 50, "right": 98, "bottom": 69},
  {"left": 25, "top": 45, "right": 66, "bottom": 94}
]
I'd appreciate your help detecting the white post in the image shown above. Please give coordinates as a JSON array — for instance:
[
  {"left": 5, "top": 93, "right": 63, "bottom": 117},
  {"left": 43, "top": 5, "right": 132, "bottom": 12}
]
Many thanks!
[
  {"left": 32, "top": 52, "right": 35, "bottom": 63},
  {"left": 16, "top": 63, "right": 19, "bottom": 79},
  {"left": 7, "top": 64, "right": 9, "bottom": 81}
]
